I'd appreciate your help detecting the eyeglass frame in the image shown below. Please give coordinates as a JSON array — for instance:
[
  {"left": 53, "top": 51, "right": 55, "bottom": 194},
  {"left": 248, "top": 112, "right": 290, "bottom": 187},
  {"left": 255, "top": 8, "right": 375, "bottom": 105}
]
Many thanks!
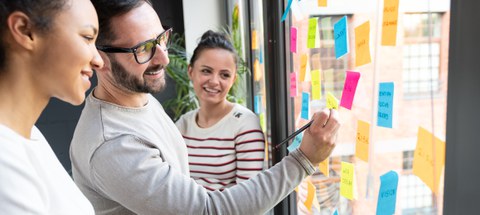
[{"left": 96, "top": 27, "right": 173, "bottom": 64}]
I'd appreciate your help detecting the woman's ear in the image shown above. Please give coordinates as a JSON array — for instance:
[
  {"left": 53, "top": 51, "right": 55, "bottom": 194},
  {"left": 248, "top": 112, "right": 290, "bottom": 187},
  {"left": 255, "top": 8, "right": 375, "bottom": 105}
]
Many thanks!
[
  {"left": 187, "top": 64, "right": 193, "bottom": 81},
  {"left": 6, "top": 11, "right": 35, "bottom": 50}
]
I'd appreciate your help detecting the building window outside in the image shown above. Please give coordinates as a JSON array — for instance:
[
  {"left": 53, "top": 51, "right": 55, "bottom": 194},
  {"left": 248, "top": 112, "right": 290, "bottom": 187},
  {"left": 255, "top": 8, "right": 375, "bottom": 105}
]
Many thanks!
[{"left": 403, "top": 13, "right": 443, "bottom": 98}]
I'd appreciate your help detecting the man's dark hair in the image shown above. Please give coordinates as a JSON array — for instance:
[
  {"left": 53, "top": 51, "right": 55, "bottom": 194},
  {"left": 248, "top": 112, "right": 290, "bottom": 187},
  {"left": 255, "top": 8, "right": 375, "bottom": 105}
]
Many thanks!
[
  {"left": 189, "top": 30, "right": 238, "bottom": 68},
  {"left": 91, "top": 0, "right": 152, "bottom": 45},
  {"left": 0, "top": 0, "right": 67, "bottom": 69}
]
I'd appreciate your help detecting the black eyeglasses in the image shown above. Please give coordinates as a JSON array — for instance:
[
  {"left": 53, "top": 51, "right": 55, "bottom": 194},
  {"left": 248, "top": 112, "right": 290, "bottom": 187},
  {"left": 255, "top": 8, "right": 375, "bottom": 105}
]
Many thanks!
[{"left": 97, "top": 28, "right": 173, "bottom": 64}]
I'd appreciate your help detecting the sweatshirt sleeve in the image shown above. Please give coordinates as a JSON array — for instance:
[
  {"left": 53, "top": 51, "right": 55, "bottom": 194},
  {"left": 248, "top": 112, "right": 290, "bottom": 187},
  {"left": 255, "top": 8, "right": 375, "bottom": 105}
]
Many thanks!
[{"left": 90, "top": 135, "right": 315, "bottom": 215}]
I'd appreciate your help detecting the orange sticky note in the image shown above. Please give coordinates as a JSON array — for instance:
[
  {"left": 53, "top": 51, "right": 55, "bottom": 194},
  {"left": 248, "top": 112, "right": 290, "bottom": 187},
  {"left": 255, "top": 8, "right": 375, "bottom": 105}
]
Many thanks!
[
  {"left": 299, "top": 54, "right": 308, "bottom": 82},
  {"left": 311, "top": 70, "right": 322, "bottom": 100},
  {"left": 318, "top": 0, "right": 327, "bottom": 7},
  {"left": 252, "top": 30, "right": 258, "bottom": 50},
  {"left": 382, "top": 0, "right": 399, "bottom": 46},
  {"left": 413, "top": 127, "right": 446, "bottom": 194},
  {"left": 253, "top": 59, "right": 262, "bottom": 81},
  {"left": 355, "top": 120, "right": 370, "bottom": 162},
  {"left": 340, "top": 161, "right": 355, "bottom": 200},
  {"left": 304, "top": 180, "right": 316, "bottom": 211},
  {"left": 355, "top": 21, "right": 371, "bottom": 67},
  {"left": 319, "top": 158, "right": 329, "bottom": 177},
  {"left": 326, "top": 92, "right": 339, "bottom": 109}
]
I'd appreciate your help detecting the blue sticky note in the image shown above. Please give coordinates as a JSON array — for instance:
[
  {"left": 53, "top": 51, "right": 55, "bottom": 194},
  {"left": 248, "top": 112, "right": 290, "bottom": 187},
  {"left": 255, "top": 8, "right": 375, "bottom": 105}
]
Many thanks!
[
  {"left": 334, "top": 16, "right": 349, "bottom": 59},
  {"left": 287, "top": 132, "right": 303, "bottom": 152},
  {"left": 254, "top": 95, "right": 261, "bottom": 114},
  {"left": 377, "top": 82, "right": 394, "bottom": 128},
  {"left": 376, "top": 171, "right": 399, "bottom": 215},
  {"left": 259, "top": 47, "right": 264, "bottom": 64},
  {"left": 332, "top": 209, "right": 339, "bottom": 215},
  {"left": 281, "top": 0, "right": 294, "bottom": 22},
  {"left": 301, "top": 92, "right": 310, "bottom": 120}
]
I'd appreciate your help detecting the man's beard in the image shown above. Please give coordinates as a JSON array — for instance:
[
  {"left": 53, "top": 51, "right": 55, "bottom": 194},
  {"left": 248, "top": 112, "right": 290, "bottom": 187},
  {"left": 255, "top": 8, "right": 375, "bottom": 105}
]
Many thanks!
[{"left": 110, "top": 58, "right": 166, "bottom": 94}]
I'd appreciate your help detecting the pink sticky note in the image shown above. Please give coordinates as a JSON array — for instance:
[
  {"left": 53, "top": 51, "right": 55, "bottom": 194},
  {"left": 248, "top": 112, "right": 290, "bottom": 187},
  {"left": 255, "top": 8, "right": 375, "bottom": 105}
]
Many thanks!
[
  {"left": 340, "top": 71, "right": 361, "bottom": 109},
  {"left": 291, "top": 27, "right": 297, "bottom": 53},
  {"left": 290, "top": 72, "right": 298, "bottom": 97}
]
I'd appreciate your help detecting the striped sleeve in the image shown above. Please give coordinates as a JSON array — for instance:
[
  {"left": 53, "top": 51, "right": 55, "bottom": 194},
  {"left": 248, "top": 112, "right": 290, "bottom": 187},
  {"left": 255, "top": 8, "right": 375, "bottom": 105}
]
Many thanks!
[{"left": 234, "top": 114, "right": 265, "bottom": 183}]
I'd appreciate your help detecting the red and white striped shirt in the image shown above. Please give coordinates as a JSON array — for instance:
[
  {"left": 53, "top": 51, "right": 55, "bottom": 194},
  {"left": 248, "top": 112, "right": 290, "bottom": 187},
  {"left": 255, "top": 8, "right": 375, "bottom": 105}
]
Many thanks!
[{"left": 175, "top": 104, "right": 265, "bottom": 191}]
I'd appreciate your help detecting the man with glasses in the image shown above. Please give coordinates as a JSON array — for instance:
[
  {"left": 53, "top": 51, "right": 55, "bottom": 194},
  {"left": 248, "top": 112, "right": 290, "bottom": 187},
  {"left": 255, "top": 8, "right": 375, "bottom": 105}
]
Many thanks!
[{"left": 70, "top": 0, "right": 340, "bottom": 214}]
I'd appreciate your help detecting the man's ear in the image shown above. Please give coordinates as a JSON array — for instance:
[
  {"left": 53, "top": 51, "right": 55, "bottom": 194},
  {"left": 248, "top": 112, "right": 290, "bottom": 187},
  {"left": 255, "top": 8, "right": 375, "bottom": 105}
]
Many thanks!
[
  {"left": 94, "top": 51, "right": 112, "bottom": 74},
  {"left": 6, "top": 11, "right": 35, "bottom": 50}
]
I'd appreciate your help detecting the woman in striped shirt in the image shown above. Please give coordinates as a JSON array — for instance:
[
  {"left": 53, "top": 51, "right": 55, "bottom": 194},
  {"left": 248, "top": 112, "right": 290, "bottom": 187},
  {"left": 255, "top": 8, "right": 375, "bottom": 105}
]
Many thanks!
[{"left": 175, "top": 30, "right": 265, "bottom": 191}]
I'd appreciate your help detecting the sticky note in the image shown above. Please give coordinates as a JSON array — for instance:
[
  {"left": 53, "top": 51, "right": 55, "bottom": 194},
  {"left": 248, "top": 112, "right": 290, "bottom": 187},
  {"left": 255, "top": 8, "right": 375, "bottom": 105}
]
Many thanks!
[
  {"left": 291, "top": 27, "right": 298, "bottom": 53},
  {"left": 304, "top": 180, "right": 316, "bottom": 211},
  {"left": 254, "top": 95, "right": 261, "bottom": 114},
  {"left": 340, "top": 71, "right": 361, "bottom": 109},
  {"left": 287, "top": 132, "right": 303, "bottom": 152},
  {"left": 299, "top": 54, "right": 308, "bottom": 81},
  {"left": 259, "top": 113, "right": 266, "bottom": 132},
  {"left": 334, "top": 16, "right": 349, "bottom": 59},
  {"left": 301, "top": 92, "right": 310, "bottom": 120},
  {"left": 355, "top": 21, "right": 372, "bottom": 67},
  {"left": 311, "top": 70, "right": 322, "bottom": 100},
  {"left": 318, "top": 0, "right": 327, "bottom": 7},
  {"left": 340, "top": 161, "right": 355, "bottom": 200},
  {"left": 253, "top": 59, "right": 262, "bottom": 81},
  {"left": 382, "top": 0, "right": 399, "bottom": 46},
  {"left": 319, "top": 158, "right": 329, "bottom": 177},
  {"left": 259, "top": 47, "right": 263, "bottom": 64},
  {"left": 413, "top": 127, "right": 446, "bottom": 194},
  {"left": 326, "top": 92, "right": 339, "bottom": 110},
  {"left": 355, "top": 120, "right": 370, "bottom": 162},
  {"left": 307, "top": 17, "right": 319, "bottom": 49},
  {"left": 321, "top": 17, "right": 333, "bottom": 47},
  {"left": 377, "top": 82, "right": 394, "bottom": 128},
  {"left": 376, "top": 171, "right": 399, "bottom": 215},
  {"left": 281, "top": 0, "right": 294, "bottom": 22},
  {"left": 290, "top": 72, "right": 298, "bottom": 97},
  {"left": 333, "top": 209, "right": 339, "bottom": 215},
  {"left": 251, "top": 30, "right": 258, "bottom": 50}
]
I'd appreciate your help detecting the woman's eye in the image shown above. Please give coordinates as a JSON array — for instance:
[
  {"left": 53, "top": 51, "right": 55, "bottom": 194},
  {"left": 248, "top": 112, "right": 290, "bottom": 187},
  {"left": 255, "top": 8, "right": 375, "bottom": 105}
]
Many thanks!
[
  {"left": 201, "top": 69, "right": 211, "bottom": 74},
  {"left": 221, "top": 73, "right": 231, "bottom": 79},
  {"left": 83, "top": 35, "right": 95, "bottom": 42}
]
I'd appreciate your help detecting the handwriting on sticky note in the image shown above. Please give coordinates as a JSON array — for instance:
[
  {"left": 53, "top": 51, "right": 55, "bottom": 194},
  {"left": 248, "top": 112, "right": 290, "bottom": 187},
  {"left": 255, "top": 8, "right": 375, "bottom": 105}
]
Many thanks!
[
  {"left": 340, "top": 71, "right": 360, "bottom": 109},
  {"left": 413, "top": 127, "right": 446, "bottom": 194},
  {"left": 299, "top": 54, "right": 308, "bottom": 81},
  {"left": 355, "top": 21, "right": 372, "bottom": 67},
  {"left": 301, "top": 92, "right": 310, "bottom": 120},
  {"left": 319, "top": 158, "right": 329, "bottom": 177},
  {"left": 377, "top": 82, "right": 394, "bottom": 128},
  {"left": 326, "top": 92, "right": 339, "bottom": 110},
  {"left": 291, "top": 27, "right": 297, "bottom": 53},
  {"left": 334, "top": 16, "right": 349, "bottom": 59},
  {"left": 355, "top": 120, "right": 370, "bottom": 162},
  {"left": 376, "top": 171, "right": 399, "bottom": 215},
  {"left": 307, "top": 17, "right": 319, "bottom": 48},
  {"left": 382, "top": 0, "right": 399, "bottom": 45},
  {"left": 290, "top": 72, "right": 298, "bottom": 97},
  {"left": 311, "top": 70, "right": 322, "bottom": 100},
  {"left": 340, "top": 161, "right": 355, "bottom": 200}
]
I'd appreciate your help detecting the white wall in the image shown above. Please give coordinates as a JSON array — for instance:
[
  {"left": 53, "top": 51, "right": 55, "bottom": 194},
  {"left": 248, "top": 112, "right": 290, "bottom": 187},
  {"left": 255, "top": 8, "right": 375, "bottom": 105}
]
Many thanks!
[{"left": 182, "top": 0, "right": 227, "bottom": 60}]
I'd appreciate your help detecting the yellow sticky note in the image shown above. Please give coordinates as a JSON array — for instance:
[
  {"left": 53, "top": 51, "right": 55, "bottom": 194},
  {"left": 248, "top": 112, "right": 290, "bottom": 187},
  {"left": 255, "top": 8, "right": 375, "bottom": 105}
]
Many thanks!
[
  {"left": 413, "top": 127, "right": 446, "bottom": 194},
  {"left": 253, "top": 59, "right": 262, "bottom": 81},
  {"left": 307, "top": 17, "right": 319, "bottom": 49},
  {"left": 340, "top": 161, "right": 355, "bottom": 200},
  {"left": 326, "top": 92, "right": 339, "bottom": 109},
  {"left": 319, "top": 158, "right": 329, "bottom": 177},
  {"left": 304, "top": 180, "right": 316, "bottom": 211},
  {"left": 382, "top": 0, "right": 399, "bottom": 46},
  {"left": 259, "top": 112, "right": 266, "bottom": 132},
  {"left": 311, "top": 70, "right": 322, "bottom": 100},
  {"left": 318, "top": 0, "right": 327, "bottom": 7},
  {"left": 252, "top": 30, "right": 258, "bottom": 50},
  {"left": 299, "top": 54, "right": 308, "bottom": 82},
  {"left": 355, "top": 21, "right": 371, "bottom": 67},
  {"left": 355, "top": 120, "right": 370, "bottom": 162}
]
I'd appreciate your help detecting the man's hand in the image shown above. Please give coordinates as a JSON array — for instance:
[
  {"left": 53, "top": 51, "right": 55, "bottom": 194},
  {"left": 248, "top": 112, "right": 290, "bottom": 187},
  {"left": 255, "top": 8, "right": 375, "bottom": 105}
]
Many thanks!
[{"left": 299, "top": 109, "right": 340, "bottom": 165}]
